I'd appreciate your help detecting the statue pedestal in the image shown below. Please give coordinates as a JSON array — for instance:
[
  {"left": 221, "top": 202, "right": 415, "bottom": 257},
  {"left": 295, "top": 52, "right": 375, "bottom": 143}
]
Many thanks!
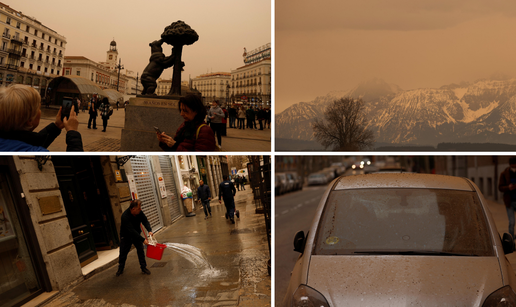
[{"left": 120, "top": 96, "right": 183, "bottom": 151}]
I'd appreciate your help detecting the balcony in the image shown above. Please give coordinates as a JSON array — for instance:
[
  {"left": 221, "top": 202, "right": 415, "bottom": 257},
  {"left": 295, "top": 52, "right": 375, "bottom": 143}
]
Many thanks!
[
  {"left": 7, "top": 49, "right": 21, "bottom": 57},
  {"left": 10, "top": 37, "right": 23, "bottom": 45}
]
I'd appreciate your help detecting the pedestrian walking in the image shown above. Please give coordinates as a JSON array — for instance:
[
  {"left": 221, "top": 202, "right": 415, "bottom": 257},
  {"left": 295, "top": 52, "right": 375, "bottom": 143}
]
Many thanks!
[
  {"left": 116, "top": 199, "right": 153, "bottom": 276},
  {"left": 98, "top": 98, "right": 111, "bottom": 132},
  {"left": 197, "top": 180, "right": 212, "bottom": 219},
  {"left": 219, "top": 175, "right": 238, "bottom": 224},
  {"left": 241, "top": 176, "right": 246, "bottom": 190},
  {"left": 235, "top": 176, "right": 240, "bottom": 191},
  {"left": 76, "top": 97, "right": 82, "bottom": 114},
  {"left": 238, "top": 106, "right": 246, "bottom": 129},
  {"left": 82, "top": 98, "right": 87, "bottom": 113},
  {"left": 88, "top": 95, "right": 98, "bottom": 129},
  {"left": 116, "top": 100, "right": 120, "bottom": 111},
  {"left": 499, "top": 157, "right": 516, "bottom": 239},
  {"left": 246, "top": 107, "right": 256, "bottom": 129},
  {"left": 208, "top": 100, "right": 225, "bottom": 150},
  {"left": 266, "top": 108, "right": 271, "bottom": 129}
]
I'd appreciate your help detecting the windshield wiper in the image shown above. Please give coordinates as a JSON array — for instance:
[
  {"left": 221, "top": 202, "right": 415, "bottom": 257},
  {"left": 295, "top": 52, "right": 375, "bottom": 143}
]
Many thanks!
[{"left": 353, "top": 250, "right": 478, "bottom": 256}]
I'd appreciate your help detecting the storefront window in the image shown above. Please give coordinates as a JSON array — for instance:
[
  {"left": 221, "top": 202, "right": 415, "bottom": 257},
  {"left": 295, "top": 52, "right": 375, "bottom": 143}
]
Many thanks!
[{"left": 0, "top": 173, "right": 41, "bottom": 307}]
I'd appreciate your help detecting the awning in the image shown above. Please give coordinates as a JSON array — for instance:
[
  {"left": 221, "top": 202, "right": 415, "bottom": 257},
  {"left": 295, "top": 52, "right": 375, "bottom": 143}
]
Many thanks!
[
  {"left": 49, "top": 75, "right": 109, "bottom": 97},
  {"left": 103, "top": 89, "right": 124, "bottom": 103}
]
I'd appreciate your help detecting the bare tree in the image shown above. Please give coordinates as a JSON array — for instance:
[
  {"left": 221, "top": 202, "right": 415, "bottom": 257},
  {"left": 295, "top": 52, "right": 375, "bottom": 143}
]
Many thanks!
[{"left": 311, "top": 97, "right": 374, "bottom": 150}]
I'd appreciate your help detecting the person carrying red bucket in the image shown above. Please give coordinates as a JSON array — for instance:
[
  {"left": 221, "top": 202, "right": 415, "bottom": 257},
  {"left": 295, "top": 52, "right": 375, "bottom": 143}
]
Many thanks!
[{"left": 116, "top": 199, "right": 154, "bottom": 276}]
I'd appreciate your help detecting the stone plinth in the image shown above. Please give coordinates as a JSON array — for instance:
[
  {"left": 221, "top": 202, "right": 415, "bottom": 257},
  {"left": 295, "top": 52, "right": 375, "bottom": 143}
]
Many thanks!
[{"left": 120, "top": 96, "right": 183, "bottom": 151}]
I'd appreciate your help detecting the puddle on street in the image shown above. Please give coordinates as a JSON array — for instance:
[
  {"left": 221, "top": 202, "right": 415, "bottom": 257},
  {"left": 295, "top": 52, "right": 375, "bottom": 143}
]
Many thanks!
[{"left": 163, "top": 243, "right": 223, "bottom": 280}]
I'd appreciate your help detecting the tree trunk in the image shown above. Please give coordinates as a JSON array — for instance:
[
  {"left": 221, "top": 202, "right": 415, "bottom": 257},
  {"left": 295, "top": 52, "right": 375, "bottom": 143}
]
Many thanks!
[{"left": 169, "top": 44, "right": 183, "bottom": 96}]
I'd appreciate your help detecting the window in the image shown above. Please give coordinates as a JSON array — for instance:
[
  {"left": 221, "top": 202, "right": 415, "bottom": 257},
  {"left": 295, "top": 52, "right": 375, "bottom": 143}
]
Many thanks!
[
  {"left": 1, "top": 42, "right": 7, "bottom": 51},
  {"left": 0, "top": 57, "right": 3, "bottom": 64},
  {"left": 20, "top": 61, "right": 24, "bottom": 67},
  {"left": 57, "top": 70, "right": 60, "bottom": 75},
  {"left": 44, "top": 67, "right": 47, "bottom": 73},
  {"left": 37, "top": 65, "right": 40, "bottom": 71},
  {"left": 6, "top": 17, "right": 10, "bottom": 24},
  {"left": 3, "top": 28, "right": 9, "bottom": 37},
  {"left": 76, "top": 71, "right": 80, "bottom": 76},
  {"left": 16, "top": 21, "right": 20, "bottom": 28},
  {"left": 41, "top": 33, "right": 45, "bottom": 40},
  {"left": 91, "top": 73, "right": 93, "bottom": 81},
  {"left": 51, "top": 69, "right": 54, "bottom": 74},
  {"left": 34, "top": 29, "right": 38, "bottom": 36},
  {"left": 26, "top": 25, "right": 30, "bottom": 32},
  {"left": 29, "top": 63, "right": 32, "bottom": 69},
  {"left": 65, "top": 70, "right": 70, "bottom": 75},
  {"left": 24, "top": 36, "right": 28, "bottom": 44}
]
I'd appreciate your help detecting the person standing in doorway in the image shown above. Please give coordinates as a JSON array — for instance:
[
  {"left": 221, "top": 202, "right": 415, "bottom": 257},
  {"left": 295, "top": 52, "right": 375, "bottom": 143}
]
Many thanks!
[
  {"left": 219, "top": 175, "right": 238, "bottom": 224},
  {"left": 116, "top": 199, "right": 152, "bottom": 276},
  {"left": 88, "top": 95, "right": 98, "bottom": 129},
  {"left": 197, "top": 180, "right": 212, "bottom": 220},
  {"left": 499, "top": 157, "right": 516, "bottom": 239}
]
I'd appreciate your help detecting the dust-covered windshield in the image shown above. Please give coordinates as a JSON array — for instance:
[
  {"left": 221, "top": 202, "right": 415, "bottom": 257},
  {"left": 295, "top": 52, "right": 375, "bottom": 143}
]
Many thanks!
[{"left": 314, "top": 188, "right": 494, "bottom": 256}]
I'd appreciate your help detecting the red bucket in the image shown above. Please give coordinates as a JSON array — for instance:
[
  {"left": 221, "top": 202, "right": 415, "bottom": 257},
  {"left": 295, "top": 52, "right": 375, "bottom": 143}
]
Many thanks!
[{"left": 146, "top": 243, "right": 166, "bottom": 260}]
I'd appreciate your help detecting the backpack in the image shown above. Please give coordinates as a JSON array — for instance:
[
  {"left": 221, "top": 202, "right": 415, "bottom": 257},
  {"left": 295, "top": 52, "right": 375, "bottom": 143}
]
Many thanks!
[{"left": 196, "top": 124, "right": 221, "bottom": 151}]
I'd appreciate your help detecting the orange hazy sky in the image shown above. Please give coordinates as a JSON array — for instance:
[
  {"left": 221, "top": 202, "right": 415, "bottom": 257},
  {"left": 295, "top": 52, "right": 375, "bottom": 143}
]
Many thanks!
[
  {"left": 10, "top": 0, "right": 270, "bottom": 81},
  {"left": 276, "top": 0, "right": 516, "bottom": 113}
]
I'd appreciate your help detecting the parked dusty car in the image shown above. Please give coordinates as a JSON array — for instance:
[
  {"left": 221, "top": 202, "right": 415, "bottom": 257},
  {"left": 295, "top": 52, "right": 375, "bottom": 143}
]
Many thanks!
[
  {"left": 276, "top": 172, "right": 291, "bottom": 195},
  {"left": 287, "top": 172, "right": 303, "bottom": 191},
  {"left": 282, "top": 173, "right": 516, "bottom": 307},
  {"left": 307, "top": 173, "right": 328, "bottom": 186}
]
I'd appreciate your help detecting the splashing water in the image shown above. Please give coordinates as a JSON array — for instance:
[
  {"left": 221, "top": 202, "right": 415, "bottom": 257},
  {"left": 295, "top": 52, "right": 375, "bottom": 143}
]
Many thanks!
[{"left": 163, "top": 243, "right": 223, "bottom": 279}]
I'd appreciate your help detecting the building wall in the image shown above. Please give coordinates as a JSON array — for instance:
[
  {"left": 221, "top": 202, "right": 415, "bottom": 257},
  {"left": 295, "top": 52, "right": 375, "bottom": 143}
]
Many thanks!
[
  {"left": 231, "top": 58, "right": 271, "bottom": 106},
  {"left": 192, "top": 73, "right": 230, "bottom": 104},
  {"left": 12, "top": 156, "right": 83, "bottom": 291},
  {"left": 0, "top": 3, "right": 66, "bottom": 94},
  {"left": 63, "top": 56, "right": 128, "bottom": 94}
]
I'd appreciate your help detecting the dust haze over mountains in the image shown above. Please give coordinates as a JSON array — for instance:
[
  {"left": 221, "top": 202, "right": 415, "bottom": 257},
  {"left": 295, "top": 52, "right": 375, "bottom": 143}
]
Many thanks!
[
  {"left": 276, "top": 0, "right": 516, "bottom": 114},
  {"left": 275, "top": 77, "right": 516, "bottom": 148}
]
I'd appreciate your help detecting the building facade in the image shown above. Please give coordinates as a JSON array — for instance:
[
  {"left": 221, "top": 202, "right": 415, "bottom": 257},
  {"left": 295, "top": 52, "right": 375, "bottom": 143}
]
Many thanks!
[
  {"left": 0, "top": 2, "right": 66, "bottom": 96},
  {"left": 63, "top": 41, "right": 134, "bottom": 95},
  {"left": 230, "top": 43, "right": 271, "bottom": 107},
  {"left": 191, "top": 72, "right": 231, "bottom": 105}
]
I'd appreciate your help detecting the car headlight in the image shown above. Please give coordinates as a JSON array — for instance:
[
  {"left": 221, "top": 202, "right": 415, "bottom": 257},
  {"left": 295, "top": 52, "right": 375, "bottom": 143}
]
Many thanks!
[
  {"left": 483, "top": 286, "right": 516, "bottom": 306},
  {"left": 292, "top": 285, "right": 330, "bottom": 307}
]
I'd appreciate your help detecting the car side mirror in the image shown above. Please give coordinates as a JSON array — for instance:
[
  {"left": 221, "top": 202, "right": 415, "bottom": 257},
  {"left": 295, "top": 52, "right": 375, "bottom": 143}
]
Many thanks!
[
  {"left": 293, "top": 230, "right": 306, "bottom": 253},
  {"left": 502, "top": 233, "right": 514, "bottom": 254}
]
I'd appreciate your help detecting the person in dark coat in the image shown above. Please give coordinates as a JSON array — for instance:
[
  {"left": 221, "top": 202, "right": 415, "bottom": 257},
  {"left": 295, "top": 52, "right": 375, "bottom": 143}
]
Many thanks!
[
  {"left": 0, "top": 84, "right": 83, "bottom": 151},
  {"left": 257, "top": 107, "right": 266, "bottom": 130},
  {"left": 98, "top": 98, "right": 111, "bottom": 132},
  {"left": 88, "top": 95, "right": 98, "bottom": 129},
  {"left": 157, "top": 95, "right": 216, "bottom": 151},
  {"left": 235, "top": 176, "right": 240, "bottom": 191},
  {"left": 219, "top": 175, "right": 238, "bottom": 224},
  {"left": 499, "top": 157, "right": 516, "bottom": 238},
  {"left": 197, "top": 180, "right": 212, "bottom": 219},
  {"left": 116, "top": 199, "right": 153, "bottom": 276},
  {"left": 241, "top": 176, "right": 246, "bottom": 190},
  {"left": 229, "top": 105, "right": 237, "bottom": 128}
]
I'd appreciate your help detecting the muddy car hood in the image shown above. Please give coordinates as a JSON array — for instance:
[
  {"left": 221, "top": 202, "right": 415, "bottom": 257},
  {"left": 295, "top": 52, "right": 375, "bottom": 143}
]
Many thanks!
[{"left": 308, "top": 255, "right": 503, "bottom": 306}]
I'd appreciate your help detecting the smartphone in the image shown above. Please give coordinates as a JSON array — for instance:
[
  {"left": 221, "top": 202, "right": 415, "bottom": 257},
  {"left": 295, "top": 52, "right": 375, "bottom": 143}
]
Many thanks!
[
  {"left": 154, "top": 126, "right": 162, "bottom": 134},
  {"left": 61, "top": 98, "right": 73, "bottom": 121}
]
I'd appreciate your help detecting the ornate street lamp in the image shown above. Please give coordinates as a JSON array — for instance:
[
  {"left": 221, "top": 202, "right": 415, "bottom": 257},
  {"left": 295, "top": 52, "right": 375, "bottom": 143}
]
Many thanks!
[{"left": 115, "top": 58, "right": 124, "bottom": 91}]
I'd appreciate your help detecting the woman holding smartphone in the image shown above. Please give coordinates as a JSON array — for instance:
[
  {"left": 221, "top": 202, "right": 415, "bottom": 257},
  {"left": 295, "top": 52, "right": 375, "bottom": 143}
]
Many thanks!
[{"left": 156, "top": 94, "right": 216, "bottom": 151}]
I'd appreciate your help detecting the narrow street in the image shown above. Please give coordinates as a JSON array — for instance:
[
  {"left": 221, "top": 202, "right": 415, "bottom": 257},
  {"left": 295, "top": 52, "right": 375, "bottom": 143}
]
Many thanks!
[{"left": 41, "top": 187, "right": 271, "bottom": 307}]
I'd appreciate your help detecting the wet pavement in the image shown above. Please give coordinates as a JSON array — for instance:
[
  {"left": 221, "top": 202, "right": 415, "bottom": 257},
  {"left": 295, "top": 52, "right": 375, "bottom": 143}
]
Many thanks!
[
  {"left": 41, "top": 187, "right": 271, "bottom": 307},
  {"left": 38, "top": 106, "right": 271, "bottom": 152}
]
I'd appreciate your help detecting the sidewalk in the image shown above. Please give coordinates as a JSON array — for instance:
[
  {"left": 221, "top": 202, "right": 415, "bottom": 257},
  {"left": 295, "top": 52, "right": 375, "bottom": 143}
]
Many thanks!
[
  {"left": 38, "top": 107, "right": 271, "bottom": 152},
  {"left": 486, "top": 199, "right": 516, "bottom": 272},
  {"left": 36, "top": 186, "right": 270, "bottom": 307}
]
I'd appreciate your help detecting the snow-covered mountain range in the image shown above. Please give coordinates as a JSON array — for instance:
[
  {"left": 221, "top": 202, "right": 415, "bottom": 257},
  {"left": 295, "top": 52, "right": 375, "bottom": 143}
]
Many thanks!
[{"left": 276, "top": 78, "right": 516, "bottom": 146}]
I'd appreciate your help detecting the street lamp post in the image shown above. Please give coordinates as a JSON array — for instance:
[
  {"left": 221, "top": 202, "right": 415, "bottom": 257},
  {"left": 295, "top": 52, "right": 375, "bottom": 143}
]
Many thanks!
[{"left": 115, "top": 58, "right": 124, "bottom": 92}]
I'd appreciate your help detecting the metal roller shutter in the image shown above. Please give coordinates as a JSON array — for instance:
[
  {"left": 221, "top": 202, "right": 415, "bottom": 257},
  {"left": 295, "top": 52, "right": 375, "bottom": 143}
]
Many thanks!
[
  {"left": 130, "top": 156, "right": 163, "bottom": 231},
  {"left": 158, "top": 156, "right": 182, "bottom": 222}
]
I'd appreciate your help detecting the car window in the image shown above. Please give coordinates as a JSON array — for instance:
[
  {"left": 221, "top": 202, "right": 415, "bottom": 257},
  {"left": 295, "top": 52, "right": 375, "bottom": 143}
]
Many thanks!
[{"left": 314, "top": 188, "right": 494, "bottom": 256}]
